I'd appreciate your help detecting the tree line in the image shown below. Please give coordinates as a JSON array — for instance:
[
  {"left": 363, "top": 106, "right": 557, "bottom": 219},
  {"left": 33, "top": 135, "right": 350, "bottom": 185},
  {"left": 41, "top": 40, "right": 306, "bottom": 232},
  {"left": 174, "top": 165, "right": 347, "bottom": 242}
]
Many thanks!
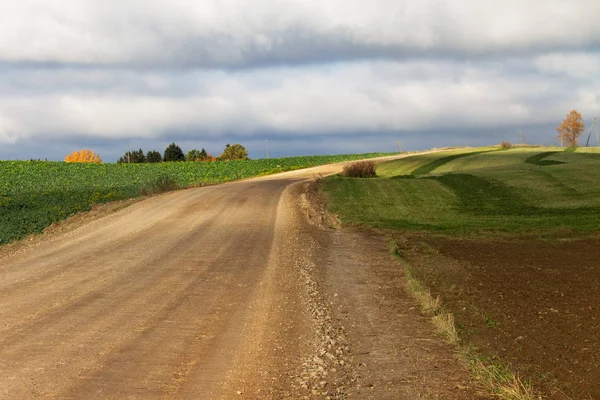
[{"left": 117, "top": 143, "right": 248, "bottom": 164}]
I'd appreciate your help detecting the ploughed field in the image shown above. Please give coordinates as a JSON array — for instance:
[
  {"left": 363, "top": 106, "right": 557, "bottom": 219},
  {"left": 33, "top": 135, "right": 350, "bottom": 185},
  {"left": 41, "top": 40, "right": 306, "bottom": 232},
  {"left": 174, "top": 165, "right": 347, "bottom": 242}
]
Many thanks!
[
  {"left": 323, "top": 146, "right": 600, "bottom": 399},
  {"left": 0, "top": 153, "right": 390, "bottom": 245}
]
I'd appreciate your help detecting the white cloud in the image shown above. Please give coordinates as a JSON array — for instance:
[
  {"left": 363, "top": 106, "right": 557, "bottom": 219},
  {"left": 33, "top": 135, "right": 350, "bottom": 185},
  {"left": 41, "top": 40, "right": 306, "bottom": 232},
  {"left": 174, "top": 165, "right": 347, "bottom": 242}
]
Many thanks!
[
  {"left": 1, "top": 1, "right": 599, "bottom": 66},
  {"left": 2, "top": 59, "right": 599, "bottom": 145},
  {"left": 1, "top": 1, "right": 600, "bottom": 158},
  {"left": 534, "top": 52, "right": 600, "bottom": 79}
]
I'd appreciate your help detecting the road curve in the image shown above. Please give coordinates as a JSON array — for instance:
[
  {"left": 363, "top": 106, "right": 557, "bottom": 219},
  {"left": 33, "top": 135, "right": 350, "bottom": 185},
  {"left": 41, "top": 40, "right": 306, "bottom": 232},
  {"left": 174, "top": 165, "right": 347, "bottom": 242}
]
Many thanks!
[
  {"left": 0, "top": 158, "right": 394, "bottom": 399},
  {"left": 0, "top": 154, "right": 486, "bottom": 399}
]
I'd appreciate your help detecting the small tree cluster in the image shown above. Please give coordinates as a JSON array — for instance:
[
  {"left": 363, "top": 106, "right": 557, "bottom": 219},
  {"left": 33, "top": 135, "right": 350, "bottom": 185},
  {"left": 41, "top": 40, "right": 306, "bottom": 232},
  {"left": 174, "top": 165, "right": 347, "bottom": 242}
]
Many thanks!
[
  {"left": 186, "top": 148, "right": 216, "bottom": 162},
  {"left": 118, "top": 149, "right": 163, "bottom": 164},
  {"left": 118, "top": 149, "right": 145, "bottom": 164},
  {"left": 218, "top": 144, "right": 249, "bottom": 161},
  {"left": 65, "top": 149, "right": 102, "bottom": 163},
  {"left": 146, "top": 150, "right": 162, "bottom": 163}
]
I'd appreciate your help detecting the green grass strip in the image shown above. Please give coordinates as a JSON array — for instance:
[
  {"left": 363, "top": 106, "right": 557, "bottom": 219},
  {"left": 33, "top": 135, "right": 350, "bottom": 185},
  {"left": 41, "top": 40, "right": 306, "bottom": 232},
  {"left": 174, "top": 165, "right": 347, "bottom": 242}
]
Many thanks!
[
  {"left": 524, "top": 152, "right": 565, "bottom": 166},
  {"left": 428, "top": 174, "right": 526, "bottom": 215},
  {"left": 411, "top": 150, "right": 499, "bottom": 176},
  {"left": 428, "top": 173, "right": 600, "bottom": 217}
]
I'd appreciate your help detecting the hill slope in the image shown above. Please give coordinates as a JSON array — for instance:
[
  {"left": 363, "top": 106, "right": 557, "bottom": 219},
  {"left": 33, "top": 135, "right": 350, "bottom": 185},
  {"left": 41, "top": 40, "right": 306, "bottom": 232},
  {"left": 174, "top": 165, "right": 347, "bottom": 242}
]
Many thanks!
[{"left": 324, "top": 146, "right": 600, "bottom": 235}]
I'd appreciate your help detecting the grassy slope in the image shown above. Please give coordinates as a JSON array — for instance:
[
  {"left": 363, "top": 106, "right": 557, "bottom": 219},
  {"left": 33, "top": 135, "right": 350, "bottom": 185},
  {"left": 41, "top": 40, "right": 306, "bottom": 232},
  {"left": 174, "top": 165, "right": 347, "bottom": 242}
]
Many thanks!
[
  {"left": 0, "top": 153, "right": 393, "bottom": 245},
  {"left": 323, "top": 146, "right": 600, "bottom": 235}
]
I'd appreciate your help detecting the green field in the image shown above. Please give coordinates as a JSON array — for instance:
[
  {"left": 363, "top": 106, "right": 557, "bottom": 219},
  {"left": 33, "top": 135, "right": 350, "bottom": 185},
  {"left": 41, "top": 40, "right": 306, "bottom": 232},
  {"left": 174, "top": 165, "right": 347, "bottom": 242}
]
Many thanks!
[
  {"left": 0, "top": 153, "right": 392, "bottom": 245},
  {"left": 324, "top": 146, "right": 600, "bottom": 235}
]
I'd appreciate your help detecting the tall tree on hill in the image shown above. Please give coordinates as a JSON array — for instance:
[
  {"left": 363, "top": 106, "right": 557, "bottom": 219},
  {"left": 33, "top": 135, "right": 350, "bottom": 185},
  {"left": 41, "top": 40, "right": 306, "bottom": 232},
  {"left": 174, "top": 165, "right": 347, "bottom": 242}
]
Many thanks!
[
  {"left": 146, "top": 150, "right": 162, "bottom": 163},
  {"left": 164, "top": 143, "right": 185, "bottom": 162},
  {"left": 557, "top": 110, "right": 585, "bottom": 147},
  {"left": 219, "top": 144, "right": 249, "bottom": 161}
]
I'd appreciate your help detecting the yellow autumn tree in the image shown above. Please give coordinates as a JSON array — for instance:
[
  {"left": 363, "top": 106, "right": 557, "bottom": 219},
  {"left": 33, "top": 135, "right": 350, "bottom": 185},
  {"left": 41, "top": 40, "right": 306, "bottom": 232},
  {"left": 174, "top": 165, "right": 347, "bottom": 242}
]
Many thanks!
[
  {"left": 556, "top": 110, "right": 585, "bottom": 147},
  {"left": 64, "top": 149, "right": 102, "bottom": 163}
]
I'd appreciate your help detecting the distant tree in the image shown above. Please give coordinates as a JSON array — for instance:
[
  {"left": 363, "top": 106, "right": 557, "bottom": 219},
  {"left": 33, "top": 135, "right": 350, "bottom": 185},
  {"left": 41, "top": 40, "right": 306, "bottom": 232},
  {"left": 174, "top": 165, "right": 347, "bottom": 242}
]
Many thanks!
[
  {"left": 557, "top": 110, "right": 585, "bottom": 147},
  {"left": 146, "top": 150, "right": 162, "bottom": 163},
  {"left": 186, "top": 149, "right": 203, "bottom": 161},
  {"left": 199, "top": 149, "right": 218, "bottom": 162},
  {"left": 164, "top": 143, "right": 185, "bottom": 162},
  {"left": 65, "top": 149, "right": 102, "bottom": 163},
  {"left": 186, "top": 148, "right": 213, "bottom": 162},
  {"left": 136, "top": 148, "right": 146, "bottom": 163},
  {"left": 218, "top": 143, "right": 249, "bottom": 161},
  {"left": 118, "top": 149, "right": 145, "bottom": 164},
  {"left": 199, "top": 148, "right": 208, "bottom": 160}
]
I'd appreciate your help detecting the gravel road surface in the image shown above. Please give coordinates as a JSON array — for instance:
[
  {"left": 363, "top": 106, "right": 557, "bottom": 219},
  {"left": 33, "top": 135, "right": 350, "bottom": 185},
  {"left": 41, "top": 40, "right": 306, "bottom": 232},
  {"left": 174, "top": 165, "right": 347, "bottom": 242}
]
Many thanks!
[{"left": 0, "top": 158, "right": 485, "bottom": 399}]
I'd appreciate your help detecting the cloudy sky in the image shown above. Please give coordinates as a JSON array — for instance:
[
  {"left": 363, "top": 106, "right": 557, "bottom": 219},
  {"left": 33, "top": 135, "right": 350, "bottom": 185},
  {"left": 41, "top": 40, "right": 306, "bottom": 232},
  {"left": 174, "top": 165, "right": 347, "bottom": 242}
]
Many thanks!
[{"left": 1, "top": 1, "right": 599, "bottom": 161}]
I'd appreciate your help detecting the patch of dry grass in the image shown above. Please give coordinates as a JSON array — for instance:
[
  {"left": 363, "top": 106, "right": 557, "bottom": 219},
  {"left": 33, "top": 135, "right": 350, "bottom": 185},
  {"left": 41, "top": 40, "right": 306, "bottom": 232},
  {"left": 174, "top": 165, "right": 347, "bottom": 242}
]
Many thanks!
[
  {"left": 468, "top": 357, "right": 541, "bottom": 400},
  {"left": 432, "top": 313, "right": 459, "bottom": 344},
  {"left": 405, "top": 269, "right": 441, "bottom": 316}
]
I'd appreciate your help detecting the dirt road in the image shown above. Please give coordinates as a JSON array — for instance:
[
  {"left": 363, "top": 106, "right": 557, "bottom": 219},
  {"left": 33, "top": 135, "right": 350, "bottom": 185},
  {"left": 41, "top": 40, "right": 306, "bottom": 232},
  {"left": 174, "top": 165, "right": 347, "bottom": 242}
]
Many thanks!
[{"left": 0, "top": 159, "right": 484, "bottom": 399}]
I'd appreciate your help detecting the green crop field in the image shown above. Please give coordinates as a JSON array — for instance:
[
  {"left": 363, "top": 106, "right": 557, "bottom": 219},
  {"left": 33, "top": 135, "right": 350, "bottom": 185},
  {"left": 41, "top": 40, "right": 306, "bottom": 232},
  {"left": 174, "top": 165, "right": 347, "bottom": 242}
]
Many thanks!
[
  {"left": 323, "top": 146, "right": 600, "bottom": 235},
  {"left": 0, "top": 153, "right": 392, "bottom": 245}
]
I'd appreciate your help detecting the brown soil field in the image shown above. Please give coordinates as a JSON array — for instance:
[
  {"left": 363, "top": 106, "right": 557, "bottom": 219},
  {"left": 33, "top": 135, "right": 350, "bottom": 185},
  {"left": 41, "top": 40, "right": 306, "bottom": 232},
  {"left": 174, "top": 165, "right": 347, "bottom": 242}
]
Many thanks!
[{"left": 391, "top": 233, "right": 600, "bottom": 399}]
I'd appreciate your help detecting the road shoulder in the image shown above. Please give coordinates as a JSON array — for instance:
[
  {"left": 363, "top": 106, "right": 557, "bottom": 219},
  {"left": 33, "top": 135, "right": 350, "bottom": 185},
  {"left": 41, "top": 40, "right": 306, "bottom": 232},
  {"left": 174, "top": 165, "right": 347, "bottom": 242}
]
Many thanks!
[{"left": 299, "top": 180, "right": 490, "bottom": 399}]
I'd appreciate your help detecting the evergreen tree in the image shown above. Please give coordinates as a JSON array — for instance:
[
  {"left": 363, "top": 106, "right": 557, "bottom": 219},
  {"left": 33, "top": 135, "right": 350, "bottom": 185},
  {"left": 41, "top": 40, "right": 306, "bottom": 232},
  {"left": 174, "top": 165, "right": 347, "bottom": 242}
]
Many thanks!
[
  {"left": 164, "top": 143, "right": 185, "bottom": 162},
  {"left": 135, "top": 148, "right": 146, "bottom": 163},
  {"left": 146, "top": 150, "right": 162, "bottom": 163},
  {"left": 118, "top": 148, "right": 145, "bottom": 163}
]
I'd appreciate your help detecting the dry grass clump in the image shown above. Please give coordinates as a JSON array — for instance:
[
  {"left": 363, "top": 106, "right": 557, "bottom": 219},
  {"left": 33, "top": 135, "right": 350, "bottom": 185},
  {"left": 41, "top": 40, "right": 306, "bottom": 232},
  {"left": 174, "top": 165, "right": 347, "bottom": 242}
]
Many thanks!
[
  {"left": 342, "top": 161, "right": 376, "bottom": 178},
  {"left": 432, "top": 313, "right": 459, "bottom": 344},
  {"left": 469, "top": 358, "right": 540, "bottom": 400}
]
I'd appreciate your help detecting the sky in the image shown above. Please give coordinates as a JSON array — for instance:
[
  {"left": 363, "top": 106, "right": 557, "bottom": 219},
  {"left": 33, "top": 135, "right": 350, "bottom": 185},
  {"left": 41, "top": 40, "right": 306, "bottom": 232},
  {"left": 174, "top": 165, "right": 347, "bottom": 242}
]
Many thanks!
[{"left": 1, "top": 1, "right": 599, "bottom": 162}]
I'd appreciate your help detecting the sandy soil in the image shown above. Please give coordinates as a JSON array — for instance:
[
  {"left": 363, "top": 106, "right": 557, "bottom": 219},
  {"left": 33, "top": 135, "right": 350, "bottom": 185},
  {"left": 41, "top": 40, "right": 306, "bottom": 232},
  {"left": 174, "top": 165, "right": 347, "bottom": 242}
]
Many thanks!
[{"left": 0, "top": 157, "right": 484, "bottom": 399}]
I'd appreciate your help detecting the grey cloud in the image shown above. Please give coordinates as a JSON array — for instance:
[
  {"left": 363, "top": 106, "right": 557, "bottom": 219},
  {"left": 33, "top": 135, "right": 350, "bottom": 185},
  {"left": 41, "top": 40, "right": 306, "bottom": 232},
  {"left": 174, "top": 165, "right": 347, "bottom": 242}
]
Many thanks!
[
  {"left": 1, "top": 57, "right": 598, "bottom": 146},
  {"left": 1, "top": 1, "right": 600, "bottom": 161},
  {"left": 2, "top": 1, "right": 600, "bottom": 69},
  {"left": 0, "top": 123, "right": 566, "bottom": 163}
]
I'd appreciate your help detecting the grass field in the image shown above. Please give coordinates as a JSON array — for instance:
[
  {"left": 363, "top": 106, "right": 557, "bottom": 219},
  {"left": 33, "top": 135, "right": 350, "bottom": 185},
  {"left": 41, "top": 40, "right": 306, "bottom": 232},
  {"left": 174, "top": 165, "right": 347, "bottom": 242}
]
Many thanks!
[
  {"left": 0, "top": 153, "right": 392, "bottom": 245},
  {"left": 324, "top": 146, "right": 600, "bottom": 235}
]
